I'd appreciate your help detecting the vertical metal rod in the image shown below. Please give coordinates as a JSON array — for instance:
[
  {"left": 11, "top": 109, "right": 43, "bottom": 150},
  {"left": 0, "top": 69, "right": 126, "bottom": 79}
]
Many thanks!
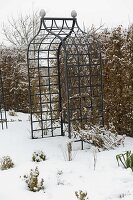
[
  {"left": 64, "top": 51, "right": 71, "bottom": 138},
  {"left": 47, "top": 42, "right": 54, "bottom": 137},
  {"left": 37, "top": 49, "right": 45, "bottom": 138},
  {"left": 0, "top": 69, "right": 3, "bottom": 129},
  {"left": 70, "top": 36, "right": 83, "bottom": 128},
  {"left": 27, "top": 47, "right": 34, "bottom": 138},
  {"left": 57, "top": 43, "right": 64, "bottom": 136},
  {"left": 0, "top": 69, "right": 7, "bottom": 129},
  {"left": 62, "top": 19, "right": 76, "bottom": 138},
  {"left": 87, "top": 41, "right": 94, "bottom": 123},
  {"left": 99, "top": 51, "right": 104, "bottom": 127}
]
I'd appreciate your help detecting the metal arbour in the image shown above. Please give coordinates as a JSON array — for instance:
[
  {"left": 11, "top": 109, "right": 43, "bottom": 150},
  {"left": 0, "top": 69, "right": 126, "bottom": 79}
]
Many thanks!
[
  {"left": 27, "top": 10, "right": 104, "bottom": 139},
  {"left": 0, "top": 69, "right": 7, "bottom": 129}
]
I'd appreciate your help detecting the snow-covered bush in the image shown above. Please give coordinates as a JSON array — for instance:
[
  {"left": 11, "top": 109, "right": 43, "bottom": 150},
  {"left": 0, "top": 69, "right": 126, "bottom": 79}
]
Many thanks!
[
  {"left": 75, "top": 190, "right": 89, "bottom": 200},
  {"left": 0, "top": 156, "right": 14, "bottom": 170},
  {"left": 0, "top": 46, "right": 29, "bottom": 112},
  {"left": 32, "top": 150, "right": 46, "bottom": 162},
  {"left": 116, "top": 151, "right": 133, "bottom": 171},
  {"left": 8, "top": 109, "right": 17, "bottom": 116},
  {"left": 103, "top": 26, "right": 133, "bottom": 136},
  {"left": 73, "top": 125, "right": 125, "bottom": 150},
  {"left": 23, "top": 167, "right": 44, "bottom": 192}
]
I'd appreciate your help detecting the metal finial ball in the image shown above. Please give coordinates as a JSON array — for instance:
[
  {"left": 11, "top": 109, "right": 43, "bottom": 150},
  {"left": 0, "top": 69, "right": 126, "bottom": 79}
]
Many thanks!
[
  {"left": 71, "top": 10, "right": 77, "bottom": 18},
  {"left": 40, "top": 9, "right": 46, "bottom": 18}
]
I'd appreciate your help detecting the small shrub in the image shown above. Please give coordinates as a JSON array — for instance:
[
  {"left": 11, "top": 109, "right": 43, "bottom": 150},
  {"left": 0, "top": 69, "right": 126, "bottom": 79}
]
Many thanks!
[
  {"left": 23, "top": 166, "right": 44, "bottom": 192},
  {"left": 8, "top": 110, "right": 17, "bottom": 116},
  {"left": 119, "top": 191, "right": 131, "bottom": 198},
  {"left": 116, "top": 151, "right": 133, "bottom": 171},
  {"left": 57, "top": 170, "right": 64, "bottom": 185},
  {"left": 0, "top": 156, "right": 14, "bottom": 170},
  {"left": 32, "top": 150, "right": 46, "bottom": 162},
  {"left": 75, "top": 190, "right": 89, "bottom": 200},
  {"left": 73, "top": 125, "right": 125, "bottom": 150}
]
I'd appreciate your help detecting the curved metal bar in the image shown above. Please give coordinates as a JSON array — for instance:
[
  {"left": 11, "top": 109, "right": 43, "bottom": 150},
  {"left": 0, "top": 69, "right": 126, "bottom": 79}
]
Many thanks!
[
  {"left": 54, "top": 19, "right": 65, "bottom": 33},
  {"left": 75, "top": 20, "right": 102, "bottom": 52},
  {"left": 27, "top": 18, "right": 44, "bottom": 51}
]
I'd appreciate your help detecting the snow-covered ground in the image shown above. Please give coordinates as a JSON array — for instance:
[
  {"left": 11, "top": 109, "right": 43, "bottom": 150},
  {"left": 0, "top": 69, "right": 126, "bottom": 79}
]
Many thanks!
[{"left": 0, "top": 112, "right": 133, "bottom": 200}]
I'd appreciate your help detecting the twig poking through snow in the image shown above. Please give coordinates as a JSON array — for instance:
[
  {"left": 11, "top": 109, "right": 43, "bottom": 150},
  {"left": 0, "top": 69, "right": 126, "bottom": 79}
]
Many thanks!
[{"left": 91, "top": 146, "right": 98, "bottom": 170}]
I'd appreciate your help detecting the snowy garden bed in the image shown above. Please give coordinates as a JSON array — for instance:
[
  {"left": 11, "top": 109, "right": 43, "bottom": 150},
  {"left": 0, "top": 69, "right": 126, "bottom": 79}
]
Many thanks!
[{"left": 0, "top": 112, "right": 133, "bottom": 200}]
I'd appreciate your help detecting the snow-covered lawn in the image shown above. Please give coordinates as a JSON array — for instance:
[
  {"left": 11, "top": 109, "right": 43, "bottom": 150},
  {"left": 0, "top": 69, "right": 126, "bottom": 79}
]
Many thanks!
[{"left": 0, "top": 112, "right": 133, "bottom": 200}]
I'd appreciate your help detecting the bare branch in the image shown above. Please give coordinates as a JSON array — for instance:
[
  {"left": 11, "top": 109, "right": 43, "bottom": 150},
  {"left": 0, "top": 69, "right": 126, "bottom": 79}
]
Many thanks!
[{"left": 2, "top": 11, "right": 39, "bottom": 47}]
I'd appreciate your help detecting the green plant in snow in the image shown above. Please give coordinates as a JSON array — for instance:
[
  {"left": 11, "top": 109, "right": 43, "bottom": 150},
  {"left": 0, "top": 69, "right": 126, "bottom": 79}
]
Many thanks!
[
  {"left": 23, "top": 166, "right": 44, "bottom": 192},
  {"left": 75, "top": 190, "right": 89, "bottom": 200},
  {"left": 116, "top": 151, "right": 133, "bottom": 171},
  {"left": 32, "top": 150, "right": 46, "bottom": 162},
  {"left": 0, "top": 156, "right": 14, "bottom": 170}
]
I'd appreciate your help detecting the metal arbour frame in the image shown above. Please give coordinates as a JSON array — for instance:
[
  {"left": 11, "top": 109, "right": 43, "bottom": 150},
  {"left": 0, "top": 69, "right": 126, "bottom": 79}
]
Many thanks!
[
  {"left": 27, "top": 10, "right": 104, "bottom": 139},
  {"left": 0, "top": 69, "right": 7, "bottom": 129}
]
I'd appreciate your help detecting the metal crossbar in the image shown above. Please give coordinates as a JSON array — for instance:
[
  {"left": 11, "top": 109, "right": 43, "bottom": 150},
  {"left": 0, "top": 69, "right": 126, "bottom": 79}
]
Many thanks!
[{"left": 0, "top": 69, "right": 7, "bottom": 129}]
